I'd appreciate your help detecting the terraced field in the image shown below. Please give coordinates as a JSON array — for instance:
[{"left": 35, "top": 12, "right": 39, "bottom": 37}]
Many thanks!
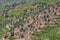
[{"left": 0, "top": 0, "right": 60, "bottom": 40}]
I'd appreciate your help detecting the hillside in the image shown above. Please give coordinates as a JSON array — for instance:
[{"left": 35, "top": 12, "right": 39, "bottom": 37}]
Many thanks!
[{"left": 0, "top": 0, "right": 60, "bottom": 40}]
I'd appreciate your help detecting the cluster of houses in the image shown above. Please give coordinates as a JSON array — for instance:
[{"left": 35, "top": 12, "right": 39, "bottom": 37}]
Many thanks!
[{"left": 1, "top": 2, "right": 60, "bottom": 40}]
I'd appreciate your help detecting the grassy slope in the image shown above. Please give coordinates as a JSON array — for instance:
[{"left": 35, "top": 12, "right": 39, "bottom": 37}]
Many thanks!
[
  {"left": 32, "top": 20, "right": 60, "bottom": 40},
  {"left": 38, "top": 0, "right": 60, "bottom": 4},
  {"left": 8, "top": 3, "right": 33, "bottom": 16},
  {"left": 7, "top": 0, "right": 60, "bottom": 16}
]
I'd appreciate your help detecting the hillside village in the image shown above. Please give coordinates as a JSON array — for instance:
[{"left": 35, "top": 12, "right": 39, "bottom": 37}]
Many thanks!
[{"left": 0, "top": 0, "right": 60, "bottom": 40}]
